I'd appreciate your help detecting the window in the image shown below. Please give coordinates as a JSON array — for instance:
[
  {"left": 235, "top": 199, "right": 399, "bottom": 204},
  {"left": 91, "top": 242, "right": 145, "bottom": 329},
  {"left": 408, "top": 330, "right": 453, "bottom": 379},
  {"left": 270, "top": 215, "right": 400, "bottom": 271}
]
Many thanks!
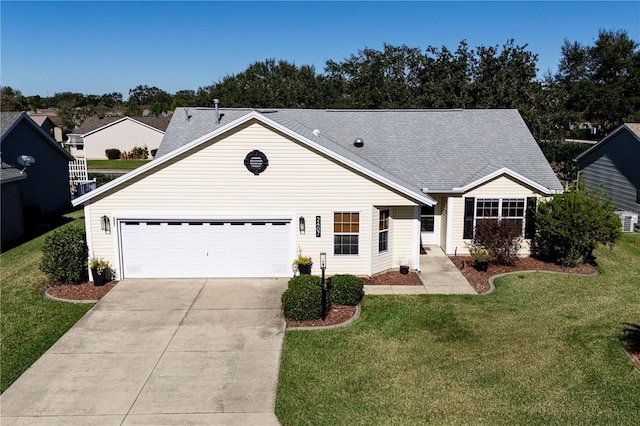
[
  {"left": 378, "top": 209, "right": 389, "bottom": 252},
  {"left": 475, "top": 198, "right": 525, "bottom": 236},
  {"left": 334, "top": 212, "right": 359, "bottom": 255},
  {"left": 420, "top": 205, "right": 435, "bottom": 232}
]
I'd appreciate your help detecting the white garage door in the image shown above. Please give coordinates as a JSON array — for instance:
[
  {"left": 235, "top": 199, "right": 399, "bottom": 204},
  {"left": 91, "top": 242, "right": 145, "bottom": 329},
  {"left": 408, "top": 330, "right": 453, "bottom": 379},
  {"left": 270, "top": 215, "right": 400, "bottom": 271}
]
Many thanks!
[{"left": 119, "top": 220, "right": 292, "bottom": 278}]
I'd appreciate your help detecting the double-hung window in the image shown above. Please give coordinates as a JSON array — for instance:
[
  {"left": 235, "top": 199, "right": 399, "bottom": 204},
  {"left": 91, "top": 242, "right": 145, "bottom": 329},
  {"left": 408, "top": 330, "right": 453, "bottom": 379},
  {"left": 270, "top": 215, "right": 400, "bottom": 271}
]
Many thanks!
[
  {"left": 475, "top": 198, "right": 525, "bottom": 236},
  {"left": 334, "top": 212, "right": 359, "bottom": 255},
  {"left": 378, "top": 209, "right": 389, "bottom": 252}
]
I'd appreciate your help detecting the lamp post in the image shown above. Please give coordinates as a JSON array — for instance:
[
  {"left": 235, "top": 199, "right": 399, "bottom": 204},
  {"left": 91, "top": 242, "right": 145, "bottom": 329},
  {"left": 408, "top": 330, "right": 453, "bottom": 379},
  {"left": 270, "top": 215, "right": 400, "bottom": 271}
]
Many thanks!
[{"left": 320, "top": 252, "right": 327, "bottom": 320}]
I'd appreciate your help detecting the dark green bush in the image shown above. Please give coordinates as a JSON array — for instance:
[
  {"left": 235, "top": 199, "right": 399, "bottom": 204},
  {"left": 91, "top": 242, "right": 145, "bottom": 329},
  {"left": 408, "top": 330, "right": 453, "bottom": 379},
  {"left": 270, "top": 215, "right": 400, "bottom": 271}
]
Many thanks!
[
  {"left": 620, "top": 323, "right": 640, "bottom": 353},
  {"left": 88, "top": 173, "right": 117, "bottom": 187},
  {"left": 39, "top": 226, "right": 88, "bottom": 284},
  {"left": 105, "top": 148, "right": 121, "bottom": 160},
  {"left": 281, "top": 281, "right": 323, "bottom": 321},
  {"left": 288, "top": 274, "right": 322, "bottom": 288},
  {"left": 531, "top": 189, "right": 621, "bottom": 266},
  {"left": 329, "top": 274, "right": 364, "bottom": 306},
  {"left": 121, "top": 145, "right": 149, "bottom": 160}
]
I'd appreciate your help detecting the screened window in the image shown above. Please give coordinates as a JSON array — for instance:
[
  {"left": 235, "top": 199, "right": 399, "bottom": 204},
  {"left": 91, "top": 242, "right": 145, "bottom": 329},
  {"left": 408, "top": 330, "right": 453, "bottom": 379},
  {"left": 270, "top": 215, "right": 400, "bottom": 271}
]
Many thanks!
[
  {"left": 378, "top": 209, "right": 389, "bottom": 252},
  {"left": 334, "top": 212, "right": 359, "bottom": 255}
]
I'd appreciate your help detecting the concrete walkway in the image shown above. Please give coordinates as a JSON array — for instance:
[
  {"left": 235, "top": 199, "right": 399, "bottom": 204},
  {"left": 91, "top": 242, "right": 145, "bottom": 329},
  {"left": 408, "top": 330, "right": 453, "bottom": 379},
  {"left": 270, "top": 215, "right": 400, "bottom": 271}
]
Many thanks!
[
  {"left": 0, "top": 278, "right": 287, "bottom": 425},
  {"left": 364, "top": 246, "right": 476, "bottom": 295}
]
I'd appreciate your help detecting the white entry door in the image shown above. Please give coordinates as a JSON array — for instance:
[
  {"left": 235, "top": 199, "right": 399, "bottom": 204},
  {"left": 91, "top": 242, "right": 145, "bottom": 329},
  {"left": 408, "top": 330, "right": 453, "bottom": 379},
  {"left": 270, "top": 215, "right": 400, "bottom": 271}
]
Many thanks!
[{"left": 119, "top": 220, "right": 292, "bottom": 278}]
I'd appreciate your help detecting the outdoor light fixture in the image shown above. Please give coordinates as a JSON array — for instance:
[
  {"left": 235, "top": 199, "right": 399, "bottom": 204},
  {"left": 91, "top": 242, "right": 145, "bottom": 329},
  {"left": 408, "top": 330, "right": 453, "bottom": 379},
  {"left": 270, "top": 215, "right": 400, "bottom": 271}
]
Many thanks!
[
  {"left": 101, "top": 215, "right": 111, "bottom": 233},
  {"left": 320, "top": 252, "right": 327, "bottom": 269},
  {"left": 299, "top": 216, "right": 305, "bottom": 234}
]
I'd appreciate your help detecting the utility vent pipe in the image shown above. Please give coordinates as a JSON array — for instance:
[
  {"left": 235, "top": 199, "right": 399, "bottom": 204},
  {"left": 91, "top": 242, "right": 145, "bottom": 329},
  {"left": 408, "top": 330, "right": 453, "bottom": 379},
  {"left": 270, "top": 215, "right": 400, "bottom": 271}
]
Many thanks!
[{"left": 214, "top": 99, "right": 220, "bottom": 124}]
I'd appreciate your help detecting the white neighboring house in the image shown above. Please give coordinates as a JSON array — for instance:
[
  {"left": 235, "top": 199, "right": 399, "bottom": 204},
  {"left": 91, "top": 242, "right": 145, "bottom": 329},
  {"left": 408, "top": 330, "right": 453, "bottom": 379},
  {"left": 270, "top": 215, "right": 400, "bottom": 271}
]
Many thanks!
[
  {"left": 72, "top": 108, "right": 563, "bottom": 280},
  {"left": 66, "top": 116, "right": 170, "bottom": 160}
]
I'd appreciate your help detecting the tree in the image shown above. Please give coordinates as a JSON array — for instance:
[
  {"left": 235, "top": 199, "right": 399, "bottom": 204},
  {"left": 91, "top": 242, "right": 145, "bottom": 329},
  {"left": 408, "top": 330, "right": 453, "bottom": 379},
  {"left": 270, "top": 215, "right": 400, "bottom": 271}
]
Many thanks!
[
  {"left": 128, "top": 85, "right": 171, "bottom": 106},
  {"left": 531, "top": 189, "right": 621, "bottom": 266},
  {"left": 556, "top": 30, "right": 640, "bottom": 132},
  {"left": 419, "top": 41, "right": 473, "bottom": 108},
  {"left": 0, "top": 86, "right": 26, "bottom": 111}
]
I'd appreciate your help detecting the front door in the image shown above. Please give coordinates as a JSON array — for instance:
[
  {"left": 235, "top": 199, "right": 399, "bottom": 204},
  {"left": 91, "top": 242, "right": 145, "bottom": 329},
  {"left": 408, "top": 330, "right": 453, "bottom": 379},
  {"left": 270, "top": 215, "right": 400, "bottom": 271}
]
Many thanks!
[{"left": 421, "top": 205, "right": 438, "bottom": 245}]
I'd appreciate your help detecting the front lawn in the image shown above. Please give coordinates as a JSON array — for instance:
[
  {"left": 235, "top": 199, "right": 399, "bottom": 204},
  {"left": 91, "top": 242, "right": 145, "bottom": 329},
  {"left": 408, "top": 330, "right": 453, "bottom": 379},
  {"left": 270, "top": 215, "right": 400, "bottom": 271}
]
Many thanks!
[
  {"left": 86, "top": 159, "right": 150, "bottom": 169},
  {"left": 0, "top": 211, "right": 93, "bottom": 393},
  {"left": 276, "top": 233, "right": 640, "bottom": 424}
]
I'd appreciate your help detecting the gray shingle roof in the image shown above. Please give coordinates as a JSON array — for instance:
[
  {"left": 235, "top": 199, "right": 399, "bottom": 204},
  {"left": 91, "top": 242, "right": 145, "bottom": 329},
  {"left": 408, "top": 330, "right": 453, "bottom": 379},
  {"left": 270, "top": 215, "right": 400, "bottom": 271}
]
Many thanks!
[
  {"left": 158, "top": 108, "right": 563, "bottom": 193},
  {"left": 75, "top": 115, "right": 171, "bottom": 134},
  {"left": 0, "top": 162, "right": 27, "bottom": 183},
  {"left": 1, "top": 112, "right": 74, "bottom": 162}
]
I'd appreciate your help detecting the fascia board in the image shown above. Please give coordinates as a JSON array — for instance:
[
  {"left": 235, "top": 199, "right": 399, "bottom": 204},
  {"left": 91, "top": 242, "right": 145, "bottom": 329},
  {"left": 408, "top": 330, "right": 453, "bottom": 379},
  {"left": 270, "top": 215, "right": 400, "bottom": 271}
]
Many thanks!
[{"left": 452, "top": 167, "right": 559, "bottom": 195}]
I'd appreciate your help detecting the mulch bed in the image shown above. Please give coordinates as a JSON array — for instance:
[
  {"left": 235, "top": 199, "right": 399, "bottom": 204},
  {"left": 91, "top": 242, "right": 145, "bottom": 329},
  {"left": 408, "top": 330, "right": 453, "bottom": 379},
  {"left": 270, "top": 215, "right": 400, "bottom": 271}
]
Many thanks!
[
  {"left": 285, "top": 304, "right": 357, "bottom": 329},
  {"left": 449, "top": 256, "right": 598, "bottom": 294},
  {"left": 46, "top": 280, "right": 119, "bottom": 301},
  {"left": 362, "top": 269, "right": 423, "bottom": 285}
]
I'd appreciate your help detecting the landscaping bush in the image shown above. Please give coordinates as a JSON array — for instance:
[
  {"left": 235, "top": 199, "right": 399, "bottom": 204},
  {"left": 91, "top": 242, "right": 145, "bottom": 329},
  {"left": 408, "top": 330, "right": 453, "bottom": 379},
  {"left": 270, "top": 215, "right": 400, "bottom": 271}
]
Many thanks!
[
  {"left": 472, "top": 219, "right": 523, "bottom": 265},
  {"left": 39, "top": 226, "right": 88, "bottom": 284},
  {"left": 121, "top": 145, "right": 149, "bottom": 160},
  {"left": 288, "top": 274, "right": 322, "bottom": 288},
  {"left": 88, "top": 173, "right": 117, "bottom": 187},
  {"left": 105, "top": 148, "right": 121, "bottom": 160},
  {"left": 281, "top": 280, "right": 323, "bottom": 321},
  {"left": 329, "top": 274, "right": 364, "bottom": 306},
  {"left": 531, "top": 189, "right": 621, "bottom": 266},
  {"left": 620, "top": 323, "right": 640, "bottom": 353}
]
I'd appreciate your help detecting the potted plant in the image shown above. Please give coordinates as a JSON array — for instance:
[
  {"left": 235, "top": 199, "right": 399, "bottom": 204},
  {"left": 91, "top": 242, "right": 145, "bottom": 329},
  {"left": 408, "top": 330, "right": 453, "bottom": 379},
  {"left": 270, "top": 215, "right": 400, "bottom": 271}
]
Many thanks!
[
  {"left": 398, "top": 257, "right": 410, "bottom": 274},
  {"left": 293, "top": 254, "right": 313, "bottom": 275},
  {"left": 90, "top": 257, "right": 114, "bottom": 286},
  {"left": 469, "top": 246, "right": 494, "bottom": 272}
]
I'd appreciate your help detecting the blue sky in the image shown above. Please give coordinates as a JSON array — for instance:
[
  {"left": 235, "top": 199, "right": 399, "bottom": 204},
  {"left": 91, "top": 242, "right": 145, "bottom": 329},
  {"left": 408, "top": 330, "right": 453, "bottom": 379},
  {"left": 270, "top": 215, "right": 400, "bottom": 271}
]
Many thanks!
[{"left": 2, "top": 1, "right": 639, "bottom": 99}]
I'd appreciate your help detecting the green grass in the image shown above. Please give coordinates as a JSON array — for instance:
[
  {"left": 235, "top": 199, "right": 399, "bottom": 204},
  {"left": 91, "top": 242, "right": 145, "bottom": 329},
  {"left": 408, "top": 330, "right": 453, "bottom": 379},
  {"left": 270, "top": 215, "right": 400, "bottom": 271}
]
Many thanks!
[
  {"left": 276, "top": 233, "right": 640, "bottom": 425},
  {"left": 86, "top": 159, "right": 150, "bottom": 169},
  {"left": 0, "top": 211, "right": 93, "bottom": 393}
]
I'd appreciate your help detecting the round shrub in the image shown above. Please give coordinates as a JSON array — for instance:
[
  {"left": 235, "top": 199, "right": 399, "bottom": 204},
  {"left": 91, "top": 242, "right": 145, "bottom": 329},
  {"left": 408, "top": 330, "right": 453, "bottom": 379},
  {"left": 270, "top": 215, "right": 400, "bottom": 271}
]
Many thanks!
[
  {"left": 287, "top": 274, "right": 322, "bottom": 289},
  {"left": 105, "top": 148, "right": 121, "bottom": 160},
  {"left": 281, "top": 281, "right": 323, "bottom": 321},
  {"left": 39, "top": 226, "right": 88, "bottom": 284},
  {"left": 329, "top": 274, "right": 364, "bottom": 306}
]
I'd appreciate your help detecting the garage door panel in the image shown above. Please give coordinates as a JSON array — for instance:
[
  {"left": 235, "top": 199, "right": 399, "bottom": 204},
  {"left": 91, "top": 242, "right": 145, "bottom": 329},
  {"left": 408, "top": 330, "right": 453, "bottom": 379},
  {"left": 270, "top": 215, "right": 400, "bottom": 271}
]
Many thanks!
[{"left": 120, "top": 220, "right": 292, "bottom": 278}]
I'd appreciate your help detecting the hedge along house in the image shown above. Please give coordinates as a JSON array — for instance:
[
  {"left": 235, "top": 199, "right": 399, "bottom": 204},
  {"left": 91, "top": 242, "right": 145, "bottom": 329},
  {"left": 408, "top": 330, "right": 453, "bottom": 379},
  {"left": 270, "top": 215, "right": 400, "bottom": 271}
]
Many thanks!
[{"left": 72, "top": 108, "right": 563, "bottom": 280}]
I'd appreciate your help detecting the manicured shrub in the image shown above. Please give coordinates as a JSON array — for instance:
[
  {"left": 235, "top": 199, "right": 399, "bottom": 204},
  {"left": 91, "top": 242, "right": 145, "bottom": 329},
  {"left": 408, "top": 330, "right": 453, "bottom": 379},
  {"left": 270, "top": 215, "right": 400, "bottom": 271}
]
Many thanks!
[
  {"left": 472, "top": 219, "right": 523, "bottom": 265},
  {"left": 620, "top": 323, "right": 640, "bottom": 353},
  {"left": 531, "top": 189, "right": 621, "bottom": 266},
  {"left": 39, "top": 226, "right": 88, "bottom": 284},
  {"left": 329, "top": 274, "right": 364, "bottom": 306},
  {"left": 121, "top": 145, "right": 149, "bottom": 160},
  {"left": 288, "top": 274, "right": 322, "bottom": 288},
  {"left": 281, "top": 281, "right": 323, "bottom": 321},
  {"left": 105, "top": 148, "right": 121, "bottom": 160}
]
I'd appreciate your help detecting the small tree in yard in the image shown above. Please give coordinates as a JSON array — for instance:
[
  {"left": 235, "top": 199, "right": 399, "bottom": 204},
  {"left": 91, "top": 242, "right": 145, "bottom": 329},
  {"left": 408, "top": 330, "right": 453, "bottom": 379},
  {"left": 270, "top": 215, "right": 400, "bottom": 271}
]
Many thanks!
[
  {"left": 471, "top": 219, "right": 523, "bottom": 265},
  {"left": 531, "top": 189, "right": 621, "bottom": 266}
]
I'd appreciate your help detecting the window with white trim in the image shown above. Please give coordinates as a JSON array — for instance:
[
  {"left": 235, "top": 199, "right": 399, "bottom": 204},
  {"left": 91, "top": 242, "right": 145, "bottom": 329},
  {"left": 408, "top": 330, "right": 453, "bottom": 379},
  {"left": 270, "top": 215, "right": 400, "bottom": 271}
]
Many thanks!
[
  {"left": 334, "top": 212, "right": 359, "bottom": 255},
  {"left": 475, "top": 198, "right": 525, "bottom": 236},
  {"left": 378, "top": 209, "right": 389, "bottom": 252}
]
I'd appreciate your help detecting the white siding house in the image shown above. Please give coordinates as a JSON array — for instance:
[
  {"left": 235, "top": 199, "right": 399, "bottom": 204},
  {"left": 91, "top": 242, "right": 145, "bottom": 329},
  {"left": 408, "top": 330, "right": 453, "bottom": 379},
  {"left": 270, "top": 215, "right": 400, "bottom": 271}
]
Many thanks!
[{"left": 73, "top": 108, "right": 563, "bottom": 280}]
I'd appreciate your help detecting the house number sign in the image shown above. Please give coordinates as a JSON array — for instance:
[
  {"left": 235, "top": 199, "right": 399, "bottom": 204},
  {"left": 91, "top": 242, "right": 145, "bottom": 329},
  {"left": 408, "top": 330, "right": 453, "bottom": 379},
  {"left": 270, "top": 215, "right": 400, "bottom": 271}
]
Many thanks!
[{"left": 316, "top": 216, "right": 321, "bottom": 237}]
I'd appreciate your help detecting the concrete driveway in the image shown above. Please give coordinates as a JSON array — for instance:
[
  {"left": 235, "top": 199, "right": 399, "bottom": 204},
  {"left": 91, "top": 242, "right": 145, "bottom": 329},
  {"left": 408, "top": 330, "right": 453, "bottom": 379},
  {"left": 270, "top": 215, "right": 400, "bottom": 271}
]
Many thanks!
[{"left": 0, "top": 278, "right": 287, "bottom": 425}]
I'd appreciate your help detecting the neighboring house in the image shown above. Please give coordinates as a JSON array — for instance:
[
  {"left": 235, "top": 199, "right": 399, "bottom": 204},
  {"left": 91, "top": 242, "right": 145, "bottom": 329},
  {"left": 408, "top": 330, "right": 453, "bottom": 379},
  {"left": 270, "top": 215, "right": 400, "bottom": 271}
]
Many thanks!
[
  {"left": 1, "top": 162, "right": 27, "bottom": 248},
  {"left": 66, "top": 116, "right": 170, "bottom": 159},
  {"left": 576, "top": 123, "right": 640, "bottom": 215},
  {"left": 27, "top": 113, "right": 64, "bottom": 142},
  {"left": 1, "top": 112, "right": 74, "bottom": 226},
  {"left": 72, "top": 108, "right": 563, "bottom": 280}
]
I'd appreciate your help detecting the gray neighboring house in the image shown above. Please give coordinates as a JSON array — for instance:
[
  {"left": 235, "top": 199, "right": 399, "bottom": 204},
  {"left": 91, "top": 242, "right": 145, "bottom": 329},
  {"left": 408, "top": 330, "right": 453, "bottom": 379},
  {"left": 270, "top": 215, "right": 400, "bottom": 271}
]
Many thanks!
[
  {"left": 576, "top": 123, "right": 640, "bottom": 218},
  {"left": 1, "top": 112, "right": 74, "bottom": 233},
  {"left": 1, "top": 162, "right": 27, "bottom": 248}
]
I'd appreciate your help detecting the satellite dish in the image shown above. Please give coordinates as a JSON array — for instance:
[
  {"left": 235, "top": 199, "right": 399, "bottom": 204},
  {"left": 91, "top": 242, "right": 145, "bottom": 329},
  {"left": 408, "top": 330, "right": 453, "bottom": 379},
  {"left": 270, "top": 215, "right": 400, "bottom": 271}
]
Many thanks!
[
  {"left": 17, "top": 155, "right": 36, "bottom": 166},
  {"left": 17, "top": 155, "right": 35, "bottom": 173}
]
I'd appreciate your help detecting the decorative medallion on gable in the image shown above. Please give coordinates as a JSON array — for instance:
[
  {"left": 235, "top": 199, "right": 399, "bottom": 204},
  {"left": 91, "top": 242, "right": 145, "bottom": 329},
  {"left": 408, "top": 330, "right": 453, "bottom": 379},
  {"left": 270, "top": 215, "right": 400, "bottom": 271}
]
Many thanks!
[{"left": 244, "top": 150, "right": 269, "bottom": 175}]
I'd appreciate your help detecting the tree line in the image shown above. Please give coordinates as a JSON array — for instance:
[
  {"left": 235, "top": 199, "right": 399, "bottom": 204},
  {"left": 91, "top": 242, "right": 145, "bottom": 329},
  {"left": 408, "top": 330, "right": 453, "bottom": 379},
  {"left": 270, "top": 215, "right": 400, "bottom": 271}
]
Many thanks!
[{"left": 2, "top": 29, "right": 638, "bottom": 142}]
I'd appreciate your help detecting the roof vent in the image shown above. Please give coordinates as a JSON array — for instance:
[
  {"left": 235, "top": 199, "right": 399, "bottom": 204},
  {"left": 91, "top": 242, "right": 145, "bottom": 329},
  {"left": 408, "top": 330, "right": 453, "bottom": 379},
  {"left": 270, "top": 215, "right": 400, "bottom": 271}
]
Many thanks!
[
  {"left": 354, "top": 137, "right": 364, "bottom": 148},
  {"left": 312, "top": 129, "right": 320, "bottom": 137}
]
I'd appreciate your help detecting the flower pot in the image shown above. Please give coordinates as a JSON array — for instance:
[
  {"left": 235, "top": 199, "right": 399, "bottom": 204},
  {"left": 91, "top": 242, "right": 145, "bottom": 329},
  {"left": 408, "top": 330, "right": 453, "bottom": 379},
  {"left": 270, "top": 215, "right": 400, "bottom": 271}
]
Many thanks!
[
  {"left": 91, "top": 268, "right": 106, "bottom": 286},
  {"left": 399, "top": 265, "right": 409, "bottom": 275},
  {"left": 474, "top": 261, "right": 489, "bottom": 272},
  {"left": 298, "top": 264, "right": 312, "bottom": 275}
]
